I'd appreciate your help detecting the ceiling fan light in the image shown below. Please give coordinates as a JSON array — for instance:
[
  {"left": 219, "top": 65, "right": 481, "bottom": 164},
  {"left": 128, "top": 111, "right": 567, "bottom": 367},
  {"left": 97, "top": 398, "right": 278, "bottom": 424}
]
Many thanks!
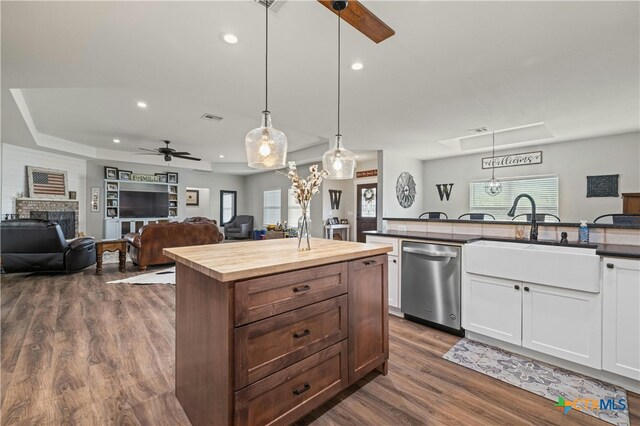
[
  {"left": 246, "top": 111, "right": 287, "bottom": 169},
  {"left": 322, "top": 135, "right": 355, "bottom": 179}
]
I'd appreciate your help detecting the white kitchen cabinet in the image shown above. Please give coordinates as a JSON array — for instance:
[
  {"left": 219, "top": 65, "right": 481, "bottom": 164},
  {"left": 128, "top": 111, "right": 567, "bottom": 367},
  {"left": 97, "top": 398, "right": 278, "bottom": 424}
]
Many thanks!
[
  {"left": 602, "top": 257, "right": 640, "bottom": 380},
  {"left": 463, "top": 273, "right": 522, "bottom": 345},
  {"left": 388, "top": 255, "right": 400, "bottom": 309},
  {"left": 366, "top": 236, "right": 401, "bottom": 312},
  {"left": 522, "top": 283, "right": 601, "bottom": 369}
]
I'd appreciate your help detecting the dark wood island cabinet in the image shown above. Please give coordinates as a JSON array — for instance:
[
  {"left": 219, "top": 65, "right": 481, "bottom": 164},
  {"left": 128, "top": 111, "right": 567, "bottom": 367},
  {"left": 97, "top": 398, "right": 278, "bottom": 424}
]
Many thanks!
[{"left": 164, "top": 238, "right": 391, "bottom": 426}]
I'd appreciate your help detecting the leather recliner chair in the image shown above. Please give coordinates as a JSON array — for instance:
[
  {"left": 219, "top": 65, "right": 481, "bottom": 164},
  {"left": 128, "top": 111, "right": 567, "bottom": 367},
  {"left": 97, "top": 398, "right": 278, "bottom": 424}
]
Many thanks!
[
  {"left": 124, "top": 221, "right": 223, "bottom": 271},
  {"left": 0, "top": 219, "right": 96, "bottom": 273},
  {"left": 223, "top": 215, "right": 254, "bottom": 239}
]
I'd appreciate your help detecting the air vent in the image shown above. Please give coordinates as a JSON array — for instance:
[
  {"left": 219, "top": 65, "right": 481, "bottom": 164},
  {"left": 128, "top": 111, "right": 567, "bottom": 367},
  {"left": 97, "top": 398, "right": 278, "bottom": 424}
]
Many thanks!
[
  {"left": 468, "top": 127, "right": 488, "bottom": 134},
  {"left": 201, "top": 113, "right": 223, "bottom": 122},
  {"left": 255, "top": 0, "right": 288, "bottom": 14}
]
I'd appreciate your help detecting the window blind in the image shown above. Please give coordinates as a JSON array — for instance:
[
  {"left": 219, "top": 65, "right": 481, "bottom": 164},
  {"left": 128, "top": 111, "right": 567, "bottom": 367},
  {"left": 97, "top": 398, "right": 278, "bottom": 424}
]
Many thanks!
[
  {"left": 287, "top": 189, "right": 302, "bottom": 227},
  {"left": 263, "top": 189, "right": 281, "bottom": 225},
  {"left": 469, "top": 175, "right": 559, "bottom": 221}
]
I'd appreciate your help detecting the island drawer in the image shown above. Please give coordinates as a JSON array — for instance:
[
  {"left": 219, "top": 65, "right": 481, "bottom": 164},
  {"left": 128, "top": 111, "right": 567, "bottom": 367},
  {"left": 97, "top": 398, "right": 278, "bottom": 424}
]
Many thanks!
[
  {"left": 235, "top": 262, "right": 348, "bottom": 325},
  {"left": 234, "top": 340, "right": 348, "bottom": 426},
  {"left": 235, "top": 295, "right": 348, "bottom": 389}
]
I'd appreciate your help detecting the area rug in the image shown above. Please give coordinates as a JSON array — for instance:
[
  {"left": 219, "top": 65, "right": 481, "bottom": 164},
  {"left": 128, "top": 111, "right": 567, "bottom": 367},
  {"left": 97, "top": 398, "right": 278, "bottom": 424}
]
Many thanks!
[
  {"left": 107, "top": 267, "right": 175, "bottom": 285},
  {"left": 443, "top": 338, "right": 629, "bottom": 425}
]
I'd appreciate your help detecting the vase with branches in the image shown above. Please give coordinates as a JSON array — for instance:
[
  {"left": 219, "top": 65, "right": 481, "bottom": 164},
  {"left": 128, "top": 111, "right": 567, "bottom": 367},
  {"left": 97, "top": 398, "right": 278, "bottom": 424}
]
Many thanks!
[{"left": 280, "top": 162, "right": 328, "bottom": 251}]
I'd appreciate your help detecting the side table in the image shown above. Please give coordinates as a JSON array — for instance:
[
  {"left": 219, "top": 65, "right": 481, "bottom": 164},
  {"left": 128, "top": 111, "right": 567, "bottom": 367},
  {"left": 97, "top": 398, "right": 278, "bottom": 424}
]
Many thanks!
[{"left": 96, "top": 239, "right": 127, "bottom": 275}]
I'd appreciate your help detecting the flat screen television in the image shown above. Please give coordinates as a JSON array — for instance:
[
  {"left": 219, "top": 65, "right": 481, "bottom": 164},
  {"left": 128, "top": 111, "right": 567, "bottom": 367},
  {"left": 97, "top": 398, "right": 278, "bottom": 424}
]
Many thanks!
[{"left": 119, "top": 190, "right": 169, "bottom": 218}]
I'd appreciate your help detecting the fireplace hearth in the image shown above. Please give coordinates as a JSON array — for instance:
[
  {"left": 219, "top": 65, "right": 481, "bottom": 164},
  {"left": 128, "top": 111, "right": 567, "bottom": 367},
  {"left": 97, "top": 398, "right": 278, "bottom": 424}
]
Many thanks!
[{"left": 15, "top": 198, "right": 79, "bottom": 238}]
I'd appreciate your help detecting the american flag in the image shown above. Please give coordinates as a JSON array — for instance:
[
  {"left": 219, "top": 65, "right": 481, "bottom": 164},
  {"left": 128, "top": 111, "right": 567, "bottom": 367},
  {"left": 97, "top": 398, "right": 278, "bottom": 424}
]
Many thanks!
[{"left": 32, "top": 171, "right": 66, "bottom": 196}]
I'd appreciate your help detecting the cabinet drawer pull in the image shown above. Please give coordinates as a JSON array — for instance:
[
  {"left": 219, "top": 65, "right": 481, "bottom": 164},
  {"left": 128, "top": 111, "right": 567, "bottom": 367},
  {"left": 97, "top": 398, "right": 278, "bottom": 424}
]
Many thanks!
[
  {"left": 292, "top": 382, "right": 310, "bottom": 396},
  {"left": 607, "top": 263, "right": 614, "bottom": 269},
  {"left": 293, "top": 285, "right": 311, "bottom": 293},
  {"left": 363, "top": 260, "right": 378, "bottom": 266},
  {"left": 524, "top": 286, "right": 530, "bottom": 292},
  {"left": 514, "top": 285, "right": 520, "bottom": 290},
  {"left": 293, "top": 329, "right": 310, "bottom": 339}
]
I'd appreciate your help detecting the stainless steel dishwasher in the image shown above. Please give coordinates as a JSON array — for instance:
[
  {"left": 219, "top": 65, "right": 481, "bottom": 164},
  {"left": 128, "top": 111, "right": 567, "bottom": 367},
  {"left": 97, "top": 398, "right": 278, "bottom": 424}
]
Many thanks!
[{"left": 401, "top": 241, "right": 462, "bottom": 333}]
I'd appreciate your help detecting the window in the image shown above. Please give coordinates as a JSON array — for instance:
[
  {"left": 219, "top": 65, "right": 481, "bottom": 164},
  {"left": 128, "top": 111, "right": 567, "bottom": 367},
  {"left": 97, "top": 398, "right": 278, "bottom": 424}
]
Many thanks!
[
  {"left": 220, "top": 190, "right": 237, "bottom": 225},
  {"left": 469, "top": 175, "right": 559, "bottom": 221},
  {"left": 287, "top": 189, "right": 303, "bottom": 227},
  {"left": 263, "top": 189, "right": 281, "bottom": 225}
]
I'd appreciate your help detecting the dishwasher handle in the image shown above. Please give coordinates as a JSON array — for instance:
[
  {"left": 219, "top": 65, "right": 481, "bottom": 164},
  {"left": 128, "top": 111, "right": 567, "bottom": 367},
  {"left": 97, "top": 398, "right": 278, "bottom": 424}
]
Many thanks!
[{"left": 402, "top": 246, "right": 458, "bottom": 258}]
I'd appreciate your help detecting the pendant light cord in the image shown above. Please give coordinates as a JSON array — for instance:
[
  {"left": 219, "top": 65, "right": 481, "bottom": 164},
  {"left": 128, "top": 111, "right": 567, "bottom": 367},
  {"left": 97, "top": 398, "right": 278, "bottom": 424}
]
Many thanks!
[
  {"left": 265, "top": 1, "right": 269, "bottom": 112},
  {"left": 491, "top": 131, "right": 496, "bottom": 179},
  {"left": 337, "top": 10, "right": 341, "bottom": 136}
]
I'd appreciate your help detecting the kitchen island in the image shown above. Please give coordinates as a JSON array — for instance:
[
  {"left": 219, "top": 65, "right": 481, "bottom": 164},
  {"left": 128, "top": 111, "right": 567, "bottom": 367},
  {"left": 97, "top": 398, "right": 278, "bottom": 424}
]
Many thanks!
[{"left": 164, "top": 238, "right": 391, "bottom": 426}]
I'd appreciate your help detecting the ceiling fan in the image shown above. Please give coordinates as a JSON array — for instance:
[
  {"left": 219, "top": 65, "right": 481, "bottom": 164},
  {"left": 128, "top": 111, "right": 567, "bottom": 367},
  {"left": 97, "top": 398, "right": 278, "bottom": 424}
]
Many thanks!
[
  {"left": 316, "top": 0, "right": 395, "bottom": 44},
  {"left": 138, "top": 140, "right": 201, "bottom": 162}
]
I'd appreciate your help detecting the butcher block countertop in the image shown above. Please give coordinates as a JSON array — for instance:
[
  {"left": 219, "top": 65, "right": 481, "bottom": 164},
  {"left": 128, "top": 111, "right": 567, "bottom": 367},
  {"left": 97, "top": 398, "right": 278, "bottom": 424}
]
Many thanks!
[{"left": 163, "top": 237, "right": 392, "bottom": 282}]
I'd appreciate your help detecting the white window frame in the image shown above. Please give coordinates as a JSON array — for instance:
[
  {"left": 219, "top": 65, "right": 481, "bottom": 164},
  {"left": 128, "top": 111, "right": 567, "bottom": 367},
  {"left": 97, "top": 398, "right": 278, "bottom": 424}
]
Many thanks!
[
  {"left": 263, "top": 189, "right": 281, "bottom": 225},
  {"left": 469, "top": 174, "right": 559, "bottom": 221}
]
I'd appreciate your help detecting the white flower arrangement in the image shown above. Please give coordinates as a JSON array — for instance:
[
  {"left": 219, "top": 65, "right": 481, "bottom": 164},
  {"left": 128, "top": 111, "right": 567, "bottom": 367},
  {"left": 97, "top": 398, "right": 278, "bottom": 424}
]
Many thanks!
[{"left": 281, "top": 162, "right": 328, "bottom": 212}]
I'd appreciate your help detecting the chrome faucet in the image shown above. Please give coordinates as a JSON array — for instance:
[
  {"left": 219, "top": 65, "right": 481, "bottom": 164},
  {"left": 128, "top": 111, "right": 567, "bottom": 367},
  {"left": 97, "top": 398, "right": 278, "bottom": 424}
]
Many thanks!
[{"left": 507, "top": 194, "right": 538, "bottom": 240}]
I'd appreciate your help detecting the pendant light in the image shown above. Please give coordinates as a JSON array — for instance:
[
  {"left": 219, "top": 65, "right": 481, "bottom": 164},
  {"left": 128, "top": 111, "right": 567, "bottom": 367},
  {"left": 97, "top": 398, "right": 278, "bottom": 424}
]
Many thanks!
[
  {"left": 322, "top": 1, "right": 356, "bottom": 179},
  {"left": 484, "top": 131, "right": 503, "bottom": 196},
  {"left": 245, "top": 1, "right": 287, "bottom": 169}
]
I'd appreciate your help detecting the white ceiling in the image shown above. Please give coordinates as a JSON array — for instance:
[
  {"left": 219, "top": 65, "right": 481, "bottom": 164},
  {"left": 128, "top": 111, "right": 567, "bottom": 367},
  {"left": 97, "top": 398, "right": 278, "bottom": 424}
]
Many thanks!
[{"left": 2, "top": 1, "right": 639, "bottom": 173}]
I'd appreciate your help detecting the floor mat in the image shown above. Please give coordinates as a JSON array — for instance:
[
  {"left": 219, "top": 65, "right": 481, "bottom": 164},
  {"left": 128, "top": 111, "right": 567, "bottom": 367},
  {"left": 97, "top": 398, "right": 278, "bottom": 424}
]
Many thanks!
[
  {"left": 107, "top": 267, "right": 175, "bottom": 285},
  {"left": 443, "top": 338, "right": 629, "bottom": 425}
]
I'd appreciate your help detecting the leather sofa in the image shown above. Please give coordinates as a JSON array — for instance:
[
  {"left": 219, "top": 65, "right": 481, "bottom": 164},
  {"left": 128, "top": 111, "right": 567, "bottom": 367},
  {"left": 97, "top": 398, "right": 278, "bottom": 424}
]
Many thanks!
[
  {"left": 124, "top": 221, "right": 223, "bottom": 271},
  {"left": 0, "top": 219, "right": 96, "bottom": 273},
  {"left": 224, "top": 215, "right": 254, "bottom": 239}
]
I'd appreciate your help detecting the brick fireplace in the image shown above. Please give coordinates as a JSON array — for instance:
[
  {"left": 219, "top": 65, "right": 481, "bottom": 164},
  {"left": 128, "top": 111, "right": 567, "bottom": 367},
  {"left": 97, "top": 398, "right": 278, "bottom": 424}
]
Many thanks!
[{"left": 15, "top": 198, "right": 79, "bottom": 238}]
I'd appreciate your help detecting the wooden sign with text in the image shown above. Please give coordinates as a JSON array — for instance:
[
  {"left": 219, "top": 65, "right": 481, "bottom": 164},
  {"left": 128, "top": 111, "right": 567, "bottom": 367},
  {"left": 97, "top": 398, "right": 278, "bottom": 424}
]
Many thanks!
[
  {"left": 482, "top": 151, "right": 542, "bottom": 169},
  {"left": 356, "top": 169, "right": 378, "bottom": 178}
]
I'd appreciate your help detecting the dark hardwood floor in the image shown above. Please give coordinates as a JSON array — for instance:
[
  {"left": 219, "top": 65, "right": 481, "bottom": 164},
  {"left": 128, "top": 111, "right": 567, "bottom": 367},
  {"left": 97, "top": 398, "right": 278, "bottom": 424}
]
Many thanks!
[{"left": 1, "top": 264, "right": 638, "bottom": 425}]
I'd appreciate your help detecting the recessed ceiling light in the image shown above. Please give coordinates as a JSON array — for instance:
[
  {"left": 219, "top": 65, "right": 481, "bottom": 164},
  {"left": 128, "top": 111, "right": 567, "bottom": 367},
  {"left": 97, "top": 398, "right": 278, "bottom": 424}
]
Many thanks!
[
  {"left": 223, "top": 34, "right": 238, "bottom": 44},
  {"left": 219, "top": 154, "right": 225, "bottom": 158},
  {"left": 113, "top": 139, "right": 120, "bottom": 143},
  {"left": 351, "top": 62, "right": 364, "bottom": 71},
  {"left": 136, "top": 101, "right": 147, "bottom": 108}
]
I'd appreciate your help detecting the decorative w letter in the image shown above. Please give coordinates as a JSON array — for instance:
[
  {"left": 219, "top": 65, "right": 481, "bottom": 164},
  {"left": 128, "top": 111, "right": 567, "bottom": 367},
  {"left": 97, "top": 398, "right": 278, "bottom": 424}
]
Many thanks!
[
  {"left": 329, "top": 190, "right": 342, "bottom": 209},
  {"left": 436, "top": 184, "right": 454, "bottom": 201}
]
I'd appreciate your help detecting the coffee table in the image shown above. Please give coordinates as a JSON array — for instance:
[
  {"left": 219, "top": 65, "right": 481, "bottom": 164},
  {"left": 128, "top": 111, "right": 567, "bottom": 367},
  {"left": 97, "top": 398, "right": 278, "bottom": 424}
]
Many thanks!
[{"left": 95, "top": 239, "right": 127, "bottom": 275}]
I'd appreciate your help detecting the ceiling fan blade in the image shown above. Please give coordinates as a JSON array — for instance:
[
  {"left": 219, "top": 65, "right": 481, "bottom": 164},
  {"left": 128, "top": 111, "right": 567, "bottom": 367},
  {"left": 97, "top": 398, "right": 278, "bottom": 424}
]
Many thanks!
[
  {"left": 138, "top": 147, "right": 160, "bottom": 152},
  {"left": 133, "top": 152, "right": 162, "bottom": 155},
  {"left": 170, "top": 152, "right": 191, "bottom": 156},
  {"left": 317, "top": 0, "right": 395, "bottom": 44},
  {"left": 173, "top": 154, "right": 201, "bottom": 161}
]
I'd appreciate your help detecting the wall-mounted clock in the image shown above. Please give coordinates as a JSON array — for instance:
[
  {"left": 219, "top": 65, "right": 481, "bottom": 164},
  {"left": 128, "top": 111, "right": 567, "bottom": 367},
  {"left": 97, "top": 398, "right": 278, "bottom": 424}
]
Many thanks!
[{"left": 396, "top": 172, "right": 416, "bottom": 208}]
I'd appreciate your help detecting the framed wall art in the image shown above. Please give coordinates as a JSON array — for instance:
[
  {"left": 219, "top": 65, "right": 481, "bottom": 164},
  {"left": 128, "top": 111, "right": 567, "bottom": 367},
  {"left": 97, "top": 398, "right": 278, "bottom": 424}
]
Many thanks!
[
  {"left": 587, "top": 174, "right": 619, "bottom": 197},
  {"left": 27, "top": 166, "right": 68, "bottom": 199},
  {"left": 186, "top": 189, "right": 199, "bottom": 206}
]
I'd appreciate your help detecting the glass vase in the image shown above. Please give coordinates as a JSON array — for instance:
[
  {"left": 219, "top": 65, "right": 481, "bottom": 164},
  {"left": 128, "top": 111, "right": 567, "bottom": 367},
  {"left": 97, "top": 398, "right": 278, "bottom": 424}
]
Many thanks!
[{"left": 297, "top": 209, "right": 311, "bottom": 251}]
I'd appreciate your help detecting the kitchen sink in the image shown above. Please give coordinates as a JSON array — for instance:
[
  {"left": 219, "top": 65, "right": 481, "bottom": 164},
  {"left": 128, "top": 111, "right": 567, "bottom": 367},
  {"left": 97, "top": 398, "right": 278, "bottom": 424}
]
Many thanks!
[{"left": 465, "top": 240, "right": 600, "bottom": 293}]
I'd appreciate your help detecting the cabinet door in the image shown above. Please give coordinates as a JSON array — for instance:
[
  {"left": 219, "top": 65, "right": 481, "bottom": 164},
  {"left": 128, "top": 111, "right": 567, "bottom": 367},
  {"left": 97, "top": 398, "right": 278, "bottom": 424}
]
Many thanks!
[
  {"left": 388, "top": 255, "right": 400, "bottom": 309},
  {"left": 463, "top": 273, "right": 522, "bottom": 345},
  {"left": 348, "top": 255, "right": 388, "bottom": 385},
  {"left": 603, "top": 258, "right": 640, "bottom": 380},
  {"left": 522, "top": 283, "right": 601, "bottom": 369},
  {"left": 104, "top": 219, "right": 120, "bottom": 239}
]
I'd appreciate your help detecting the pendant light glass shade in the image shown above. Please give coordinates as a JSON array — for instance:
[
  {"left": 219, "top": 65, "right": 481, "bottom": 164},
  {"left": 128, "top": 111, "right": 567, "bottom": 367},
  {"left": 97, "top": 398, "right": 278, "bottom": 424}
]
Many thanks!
[
  {"left": 323, "top": 6, "right": 355, "bottom": 180},
  {"left": 484, "top": 131, "right": 502, "bottom": 196},
  {"left": 246, "top": 111, "right": 287, "bottom": 169},
  {"left": 245, "top": 2, "right": 287, "bottom": 170},
  {"left": 322, "top": 135, "right": 355, "bottom": 179}
]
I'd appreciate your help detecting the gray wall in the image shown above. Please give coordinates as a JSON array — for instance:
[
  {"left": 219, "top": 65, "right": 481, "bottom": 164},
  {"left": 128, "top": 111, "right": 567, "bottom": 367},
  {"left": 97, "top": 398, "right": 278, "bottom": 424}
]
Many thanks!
[
  {"left": 421, "top": 132, "right": 640, "bottom": 222},
  {"left": 244, "top": 162, "right": 324, "bottom": 237},
  {"left": 85, "top": 159, "right": 245, "bottom": 238}
]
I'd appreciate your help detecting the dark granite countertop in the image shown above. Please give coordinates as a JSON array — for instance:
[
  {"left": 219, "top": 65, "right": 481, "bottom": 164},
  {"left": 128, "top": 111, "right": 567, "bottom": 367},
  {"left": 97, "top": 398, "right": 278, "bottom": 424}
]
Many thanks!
[
  {"left": 595, "top": 244, "right": 640, "bottom": 259},
  {"left": 364, "top": 230, "right": 640, "bottom": 259},
  {"left": 382, "top": 217, "right": 640, "bottom": 230}
]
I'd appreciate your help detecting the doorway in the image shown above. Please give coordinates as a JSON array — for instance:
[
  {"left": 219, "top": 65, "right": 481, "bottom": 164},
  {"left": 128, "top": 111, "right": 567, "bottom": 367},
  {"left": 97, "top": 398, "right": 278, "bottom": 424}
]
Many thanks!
[{"left": 356, "top": 183, "right": 377, "bottom": 242}]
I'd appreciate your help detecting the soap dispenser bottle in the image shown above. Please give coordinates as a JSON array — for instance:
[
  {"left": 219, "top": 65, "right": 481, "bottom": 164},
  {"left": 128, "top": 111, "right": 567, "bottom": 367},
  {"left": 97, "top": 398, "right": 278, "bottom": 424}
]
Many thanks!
[{"left": 578, "top": 220, "right": 589, "bottom": 243}]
